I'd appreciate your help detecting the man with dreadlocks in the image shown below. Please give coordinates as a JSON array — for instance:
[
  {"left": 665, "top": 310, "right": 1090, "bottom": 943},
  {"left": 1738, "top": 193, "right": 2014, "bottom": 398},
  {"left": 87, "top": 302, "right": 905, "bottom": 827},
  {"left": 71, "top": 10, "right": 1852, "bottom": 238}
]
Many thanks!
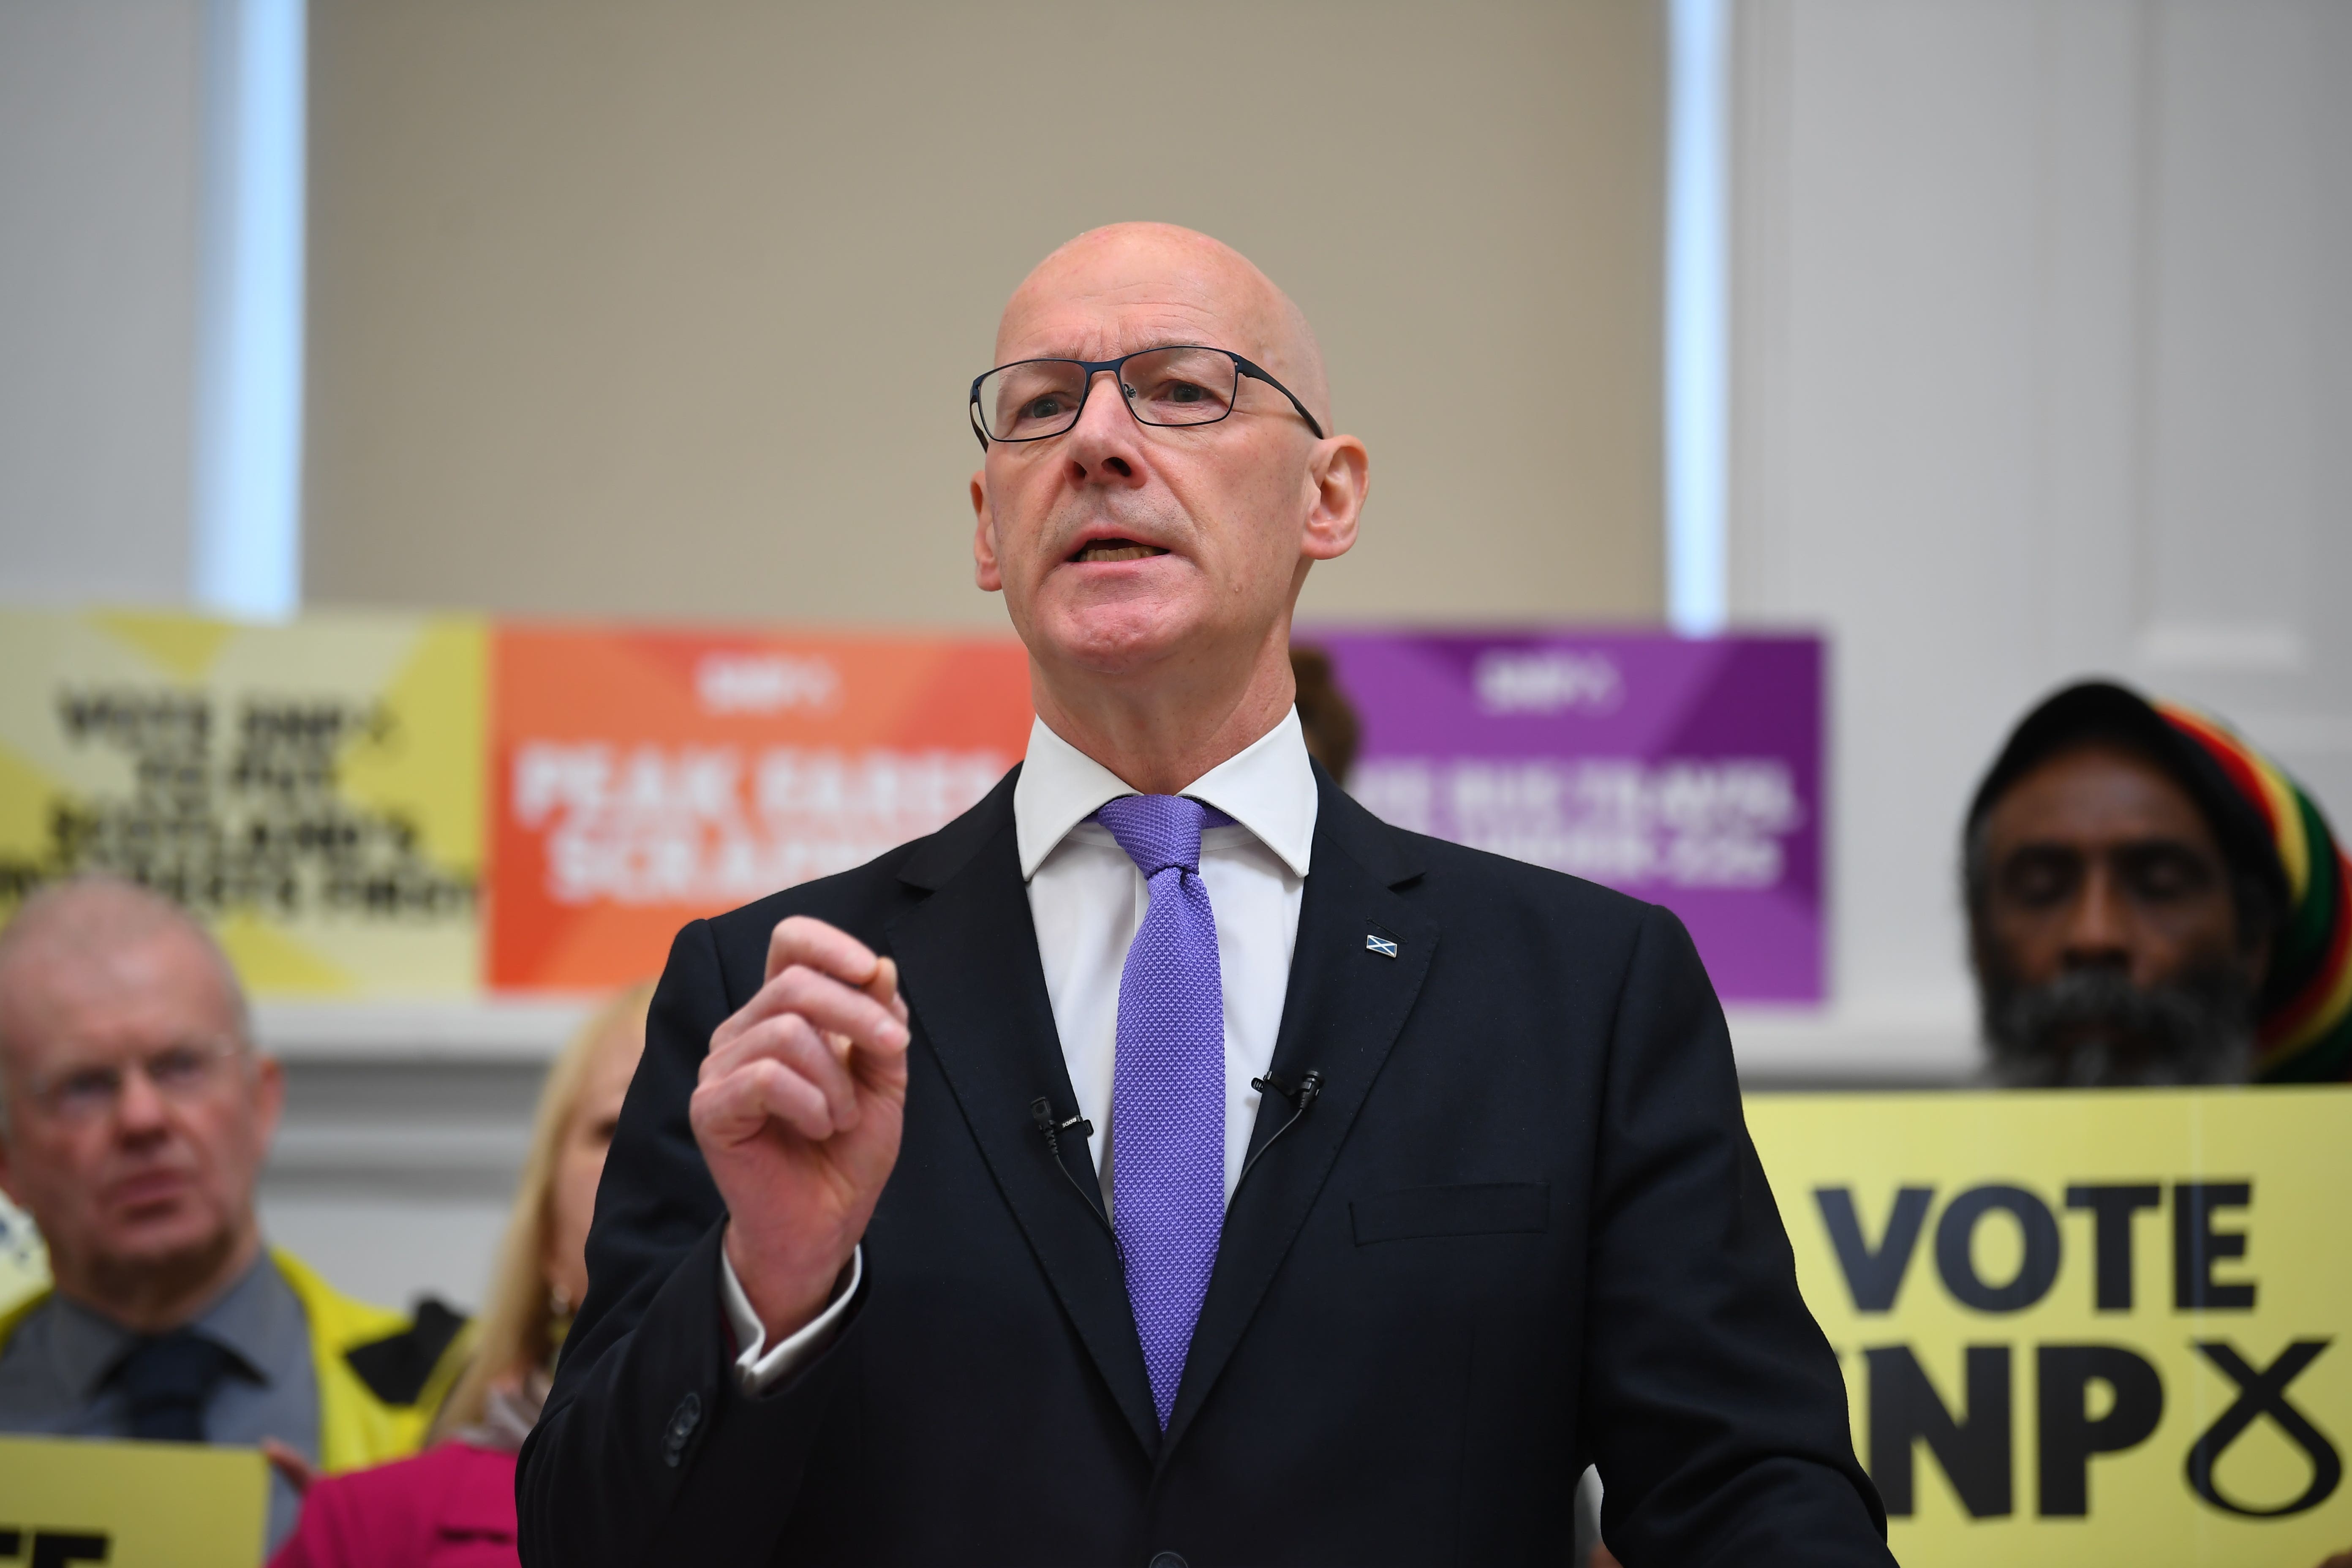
[{"left": 1964, "top": 681, "right": 2350, "bottom": 1088}]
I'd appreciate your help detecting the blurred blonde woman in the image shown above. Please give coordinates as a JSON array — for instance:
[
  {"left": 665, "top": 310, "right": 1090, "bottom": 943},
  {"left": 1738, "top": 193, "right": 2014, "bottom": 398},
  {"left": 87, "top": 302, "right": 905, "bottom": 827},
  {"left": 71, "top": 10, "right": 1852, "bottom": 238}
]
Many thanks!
[{"left": 272, "top": 983, "right": 653, "bottom": 1568}]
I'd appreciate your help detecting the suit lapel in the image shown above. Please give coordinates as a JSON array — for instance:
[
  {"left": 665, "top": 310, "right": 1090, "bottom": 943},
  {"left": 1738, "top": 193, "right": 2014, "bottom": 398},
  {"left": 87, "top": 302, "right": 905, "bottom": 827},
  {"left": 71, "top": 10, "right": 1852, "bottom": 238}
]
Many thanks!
[
  {"left": 887, "top": 787, "right": 1162, "bottom": 1454},
  {"left": 1159, "top": 776, "right": 1436, "bottom": 1455}
]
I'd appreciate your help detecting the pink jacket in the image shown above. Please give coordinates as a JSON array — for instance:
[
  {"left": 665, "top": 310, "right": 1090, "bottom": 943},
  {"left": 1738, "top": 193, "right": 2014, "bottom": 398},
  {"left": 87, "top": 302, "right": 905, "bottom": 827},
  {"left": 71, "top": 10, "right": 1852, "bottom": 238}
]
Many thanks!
[{"left": 269, "top": 1442, "right": 518, "bottom": 1568}]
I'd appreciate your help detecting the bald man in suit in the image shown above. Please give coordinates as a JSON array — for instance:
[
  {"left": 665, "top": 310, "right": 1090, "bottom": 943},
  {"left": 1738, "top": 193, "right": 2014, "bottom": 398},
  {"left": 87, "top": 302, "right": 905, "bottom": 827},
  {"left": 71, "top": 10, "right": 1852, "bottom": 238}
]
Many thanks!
[{"left": 517, "top": 223, "right": 1891, "bottom": 1567}]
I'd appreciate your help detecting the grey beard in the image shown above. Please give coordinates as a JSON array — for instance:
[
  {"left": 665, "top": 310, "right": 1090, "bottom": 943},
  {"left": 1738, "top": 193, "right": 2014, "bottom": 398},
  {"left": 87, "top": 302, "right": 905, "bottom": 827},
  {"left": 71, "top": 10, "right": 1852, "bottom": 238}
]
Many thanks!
[{"left": 1980, "top": 962, "right": 2256, "bottom": 1088}]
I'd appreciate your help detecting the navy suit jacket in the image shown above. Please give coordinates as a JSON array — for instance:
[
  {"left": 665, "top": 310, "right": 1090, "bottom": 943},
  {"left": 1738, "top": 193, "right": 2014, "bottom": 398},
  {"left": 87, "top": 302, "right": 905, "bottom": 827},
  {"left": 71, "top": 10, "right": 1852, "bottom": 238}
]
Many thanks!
[{"left": 517, "top": 764, "right": 1891, "bottom": 1566}]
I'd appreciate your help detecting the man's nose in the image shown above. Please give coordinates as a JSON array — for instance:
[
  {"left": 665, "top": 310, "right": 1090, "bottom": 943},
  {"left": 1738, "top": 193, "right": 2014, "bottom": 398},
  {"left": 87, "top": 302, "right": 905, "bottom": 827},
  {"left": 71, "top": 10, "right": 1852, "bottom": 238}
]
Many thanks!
[
  {"left": 2059, "top": 865, "right": 2134, "bottom": 972},
  {"left": 112, "top": 1064, "right": 172, "bottom": 1136},
  {"left": 1062, "top": 370, "right": 1145, "bottom": 486}
]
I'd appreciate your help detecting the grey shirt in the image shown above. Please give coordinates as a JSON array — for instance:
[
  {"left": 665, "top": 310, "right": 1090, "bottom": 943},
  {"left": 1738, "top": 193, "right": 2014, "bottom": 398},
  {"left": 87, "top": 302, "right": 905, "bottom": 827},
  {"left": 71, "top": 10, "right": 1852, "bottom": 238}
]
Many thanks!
[{"left": 0, "top": 1252, "right": 320, "bottom": 1552}]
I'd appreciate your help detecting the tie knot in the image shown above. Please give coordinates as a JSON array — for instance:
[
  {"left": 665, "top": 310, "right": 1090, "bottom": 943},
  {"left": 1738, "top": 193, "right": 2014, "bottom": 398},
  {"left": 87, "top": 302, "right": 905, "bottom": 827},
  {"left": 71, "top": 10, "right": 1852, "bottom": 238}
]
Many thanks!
[
  {"left": 1094, "top": 794, "right": 1214, "bottom": 878},
  {"left": 115, "top": 1328, "right": 237, "bottom": 1441}
]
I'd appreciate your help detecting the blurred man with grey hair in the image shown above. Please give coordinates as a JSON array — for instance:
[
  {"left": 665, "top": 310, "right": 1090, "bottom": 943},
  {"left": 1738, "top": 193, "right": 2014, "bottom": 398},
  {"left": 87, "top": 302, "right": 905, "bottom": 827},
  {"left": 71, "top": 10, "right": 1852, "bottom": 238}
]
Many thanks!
[{"left": 0, "top": 876, "right": 466, "bottom": 1550}]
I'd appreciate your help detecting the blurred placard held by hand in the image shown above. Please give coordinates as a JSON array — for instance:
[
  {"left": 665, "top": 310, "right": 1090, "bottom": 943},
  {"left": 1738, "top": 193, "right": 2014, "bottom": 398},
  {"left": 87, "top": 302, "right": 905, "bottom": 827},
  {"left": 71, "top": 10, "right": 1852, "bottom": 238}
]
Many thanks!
[
  {"left": 488, "top": 626, "right": 1032, "bottom": 990},
  {"left": 0, "top": 1435, "right": 268, "bottom": 1567},
  {"left": 1748, "top": 1088, "right": 2352, "bottom": 1567}
]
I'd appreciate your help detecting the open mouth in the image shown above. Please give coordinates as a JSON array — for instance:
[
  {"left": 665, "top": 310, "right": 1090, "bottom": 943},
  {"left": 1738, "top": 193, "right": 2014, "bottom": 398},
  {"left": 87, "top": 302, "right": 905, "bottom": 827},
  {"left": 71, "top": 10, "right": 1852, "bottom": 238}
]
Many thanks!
[{"left": 1070, "top": 539, "right": 1169, "bottom": 564}]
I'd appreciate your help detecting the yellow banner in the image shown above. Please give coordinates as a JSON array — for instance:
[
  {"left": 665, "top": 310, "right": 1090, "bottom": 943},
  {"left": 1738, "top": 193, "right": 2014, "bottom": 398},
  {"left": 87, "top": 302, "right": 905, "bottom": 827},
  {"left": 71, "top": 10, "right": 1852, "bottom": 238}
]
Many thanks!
[
  {"left": 1749, "top": 1087, "right": 2352, "bottom": 1567},
  {"left": 0, "top": 609, "right": 485, "bottom": 996},
  {"left": 0, "top": 1435, "right": 267, "bottom": 1568}
]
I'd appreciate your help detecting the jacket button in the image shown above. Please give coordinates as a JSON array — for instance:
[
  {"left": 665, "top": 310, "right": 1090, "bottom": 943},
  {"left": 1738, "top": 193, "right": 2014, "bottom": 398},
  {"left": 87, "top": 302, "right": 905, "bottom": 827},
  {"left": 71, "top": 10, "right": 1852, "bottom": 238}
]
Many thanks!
[
  {"left": 662, "top": 1391, "right": 702, "bottom": 1467},
  {"left": 1148, "top": 1554, "right": 1189, "bottom": 1568}
]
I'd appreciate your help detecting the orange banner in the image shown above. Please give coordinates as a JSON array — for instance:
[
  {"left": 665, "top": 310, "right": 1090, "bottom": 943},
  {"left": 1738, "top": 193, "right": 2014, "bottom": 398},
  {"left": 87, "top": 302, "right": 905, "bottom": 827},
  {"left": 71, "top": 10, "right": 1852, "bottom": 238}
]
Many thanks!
[{"left": 489, "top": 626, "right": 1032, "bottom": 990}]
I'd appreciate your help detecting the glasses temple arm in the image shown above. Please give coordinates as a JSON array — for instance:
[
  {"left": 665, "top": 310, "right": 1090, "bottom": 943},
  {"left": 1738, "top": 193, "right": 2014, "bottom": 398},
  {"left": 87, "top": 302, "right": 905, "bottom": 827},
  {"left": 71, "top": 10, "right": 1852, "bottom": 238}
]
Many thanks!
[{"left": 1233, "top": 357, "right": 1326, "bottom": 441}]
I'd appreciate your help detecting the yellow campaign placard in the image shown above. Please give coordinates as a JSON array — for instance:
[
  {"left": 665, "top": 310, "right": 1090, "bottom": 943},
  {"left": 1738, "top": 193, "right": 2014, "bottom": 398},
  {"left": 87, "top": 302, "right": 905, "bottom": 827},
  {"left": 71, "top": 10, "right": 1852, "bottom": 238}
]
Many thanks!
[
  {"left": 0, "top": 608, "right": 485, "bottom": 996},
  {"left": 1748, "top": 1088, "right": 2352, "bottom": 1568},
  {"left": 0, "top": 1434, "right": 267, "bottom": 1567}
]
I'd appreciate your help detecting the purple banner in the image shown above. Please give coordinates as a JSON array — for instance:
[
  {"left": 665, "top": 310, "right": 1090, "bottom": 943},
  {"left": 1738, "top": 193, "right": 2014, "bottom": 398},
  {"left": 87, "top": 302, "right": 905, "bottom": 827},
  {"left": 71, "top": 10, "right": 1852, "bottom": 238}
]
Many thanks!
[{"left": 1307, "top": 631, "right": 1824, "bottom": 1003}]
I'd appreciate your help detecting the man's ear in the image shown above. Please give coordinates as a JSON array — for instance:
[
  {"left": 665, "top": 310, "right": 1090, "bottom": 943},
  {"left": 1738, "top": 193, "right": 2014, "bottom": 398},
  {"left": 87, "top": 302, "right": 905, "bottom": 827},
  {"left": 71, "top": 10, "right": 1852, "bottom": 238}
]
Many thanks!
[
  {"left": 250, "top": 1052, "right": 285, "bottom": 1151},
  {"left": 972, "top": 471, "right": 1004, "bottom": 592},
  {"left": 1301, "top": 435, "right": 1369, "bottom": 562}
]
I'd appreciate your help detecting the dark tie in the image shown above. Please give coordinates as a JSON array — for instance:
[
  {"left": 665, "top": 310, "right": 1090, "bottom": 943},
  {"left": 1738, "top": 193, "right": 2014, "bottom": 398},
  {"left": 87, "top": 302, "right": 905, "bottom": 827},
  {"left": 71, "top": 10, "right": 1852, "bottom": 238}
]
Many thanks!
[
  {"left": 1094, "top": 793, "right": 1229, "bottom": 1429},
  {"left": 116, "top": 1328, "right": 237, "bottom": 1442}
]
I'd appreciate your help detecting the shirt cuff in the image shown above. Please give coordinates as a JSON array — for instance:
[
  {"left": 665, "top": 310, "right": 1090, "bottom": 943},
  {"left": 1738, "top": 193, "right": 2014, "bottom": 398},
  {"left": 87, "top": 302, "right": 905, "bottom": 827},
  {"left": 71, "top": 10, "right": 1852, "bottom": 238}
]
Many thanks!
[{"left": 719, "top": 1245, "right": 862, "bottom": 1394}]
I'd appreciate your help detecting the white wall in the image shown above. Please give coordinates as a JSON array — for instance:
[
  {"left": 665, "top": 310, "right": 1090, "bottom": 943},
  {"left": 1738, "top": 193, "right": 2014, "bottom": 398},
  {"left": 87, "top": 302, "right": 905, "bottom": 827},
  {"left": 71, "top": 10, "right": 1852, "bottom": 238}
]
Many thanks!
[
  {"left": 0, "top": 0, "right": 204, "bottom": 605},
  {"left": 256, "top": 1050, "right": 552, "bottom": 1312},
  {"left": 1726, "top": 0, "right": 2352, "bottom": 1082}
]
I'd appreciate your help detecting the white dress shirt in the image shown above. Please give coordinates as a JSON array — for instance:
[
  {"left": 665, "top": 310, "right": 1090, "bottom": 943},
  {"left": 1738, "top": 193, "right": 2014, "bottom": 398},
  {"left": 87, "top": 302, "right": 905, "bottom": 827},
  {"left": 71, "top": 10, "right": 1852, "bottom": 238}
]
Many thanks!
[
  {"left": 1016, "top": 708, "right": 1317, "bottom": 1208},
  {"left": 724, "top": 710, "right": 1318, "bottom": 1389}
]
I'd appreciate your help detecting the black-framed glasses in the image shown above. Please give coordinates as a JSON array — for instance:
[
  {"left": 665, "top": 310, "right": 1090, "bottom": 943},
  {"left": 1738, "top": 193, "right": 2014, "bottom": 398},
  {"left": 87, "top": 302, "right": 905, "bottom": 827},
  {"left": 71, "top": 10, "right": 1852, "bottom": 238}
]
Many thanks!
[{"left": 969, "top": 345, "right": 1326, "bottom": 450}]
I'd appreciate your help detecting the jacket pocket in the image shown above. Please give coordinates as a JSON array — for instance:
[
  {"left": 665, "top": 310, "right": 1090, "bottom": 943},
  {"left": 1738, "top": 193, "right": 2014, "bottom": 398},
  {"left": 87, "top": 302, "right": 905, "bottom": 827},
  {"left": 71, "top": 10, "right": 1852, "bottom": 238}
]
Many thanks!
[{"left": 1350, "top": 1182, "right": 1550, "bottom": 1244}]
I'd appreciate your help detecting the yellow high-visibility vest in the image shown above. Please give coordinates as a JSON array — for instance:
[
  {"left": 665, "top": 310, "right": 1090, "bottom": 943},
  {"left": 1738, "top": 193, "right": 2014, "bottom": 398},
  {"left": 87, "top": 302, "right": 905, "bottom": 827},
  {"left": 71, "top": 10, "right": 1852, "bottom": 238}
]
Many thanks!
[{"left": 0, "top": 1246, "right": 470, "bottom": 1475}]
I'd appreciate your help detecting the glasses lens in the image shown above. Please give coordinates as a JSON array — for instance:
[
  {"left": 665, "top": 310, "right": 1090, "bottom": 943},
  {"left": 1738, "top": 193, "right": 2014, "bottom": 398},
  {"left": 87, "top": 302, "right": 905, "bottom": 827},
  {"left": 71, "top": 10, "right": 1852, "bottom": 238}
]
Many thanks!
[
  {"left": 146, "top": 1043, "right": 220, "bottom": 1096},
  {"left": 1120, "top": 347, "right": 1238, "bottom": 427},
  {"left": 977, "top": 360, "right": 1090, "bottom": 441},
  {"left": 49, "top": 1065, "right": 122, "bottom": 1121}
]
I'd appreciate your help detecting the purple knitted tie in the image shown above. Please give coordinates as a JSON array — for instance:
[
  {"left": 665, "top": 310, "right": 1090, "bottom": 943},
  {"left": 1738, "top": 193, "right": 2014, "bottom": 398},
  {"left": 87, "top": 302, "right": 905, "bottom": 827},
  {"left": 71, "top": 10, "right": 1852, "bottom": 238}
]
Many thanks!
[{"left": 1095, "top": 793, "right": 1228, "bottom": 1428}]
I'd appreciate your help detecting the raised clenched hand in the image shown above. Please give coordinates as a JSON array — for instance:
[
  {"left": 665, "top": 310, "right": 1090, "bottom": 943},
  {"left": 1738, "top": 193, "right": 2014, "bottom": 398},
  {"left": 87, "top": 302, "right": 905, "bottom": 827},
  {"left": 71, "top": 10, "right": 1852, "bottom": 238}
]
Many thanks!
[{"left": 691, "top": 916, "right": 910, "bottom": 1342}]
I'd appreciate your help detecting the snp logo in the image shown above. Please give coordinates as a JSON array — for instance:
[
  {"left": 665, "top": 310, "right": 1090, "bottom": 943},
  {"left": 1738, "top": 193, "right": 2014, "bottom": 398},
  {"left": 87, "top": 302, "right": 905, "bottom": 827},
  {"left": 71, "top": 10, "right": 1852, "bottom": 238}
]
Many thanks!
[
  {"left": 1473, "top": 649, "right": 1622, "bottom": 716},
  {"left": 694, "top": 652, "right": 841, "bottom": 716}
]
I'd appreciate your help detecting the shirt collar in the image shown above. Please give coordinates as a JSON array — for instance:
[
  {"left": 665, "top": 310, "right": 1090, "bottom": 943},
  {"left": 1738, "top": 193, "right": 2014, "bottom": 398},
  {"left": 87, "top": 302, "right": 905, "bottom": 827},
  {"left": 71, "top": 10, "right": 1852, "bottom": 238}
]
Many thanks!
[
  {"left": 41, "top": 1296, "right": 133, "bottom": 1403},
  {"left": 1013, "top": 708, "right": 1319, "bottom": 881},
  {"left": 191, "top": 1249, "right": 304, "bottom": 1386}
]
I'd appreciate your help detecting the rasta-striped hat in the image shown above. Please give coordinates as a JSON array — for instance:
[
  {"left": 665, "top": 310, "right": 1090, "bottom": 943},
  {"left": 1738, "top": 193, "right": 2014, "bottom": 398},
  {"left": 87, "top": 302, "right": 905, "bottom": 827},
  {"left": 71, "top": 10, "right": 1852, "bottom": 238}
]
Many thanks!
[
  {"left": 2156, "top": 702, "right": 2352, "bottom": 1082},
  {"left": 1968, "top": 681, "right": 2352, "bottom": 1082}
]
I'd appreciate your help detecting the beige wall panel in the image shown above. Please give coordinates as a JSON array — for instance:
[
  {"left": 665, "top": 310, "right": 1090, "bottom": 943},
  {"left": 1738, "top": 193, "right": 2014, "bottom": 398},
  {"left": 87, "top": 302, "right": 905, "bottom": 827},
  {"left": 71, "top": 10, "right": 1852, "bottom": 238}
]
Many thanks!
[{"left": 306, "top": 0, "right": 1663, "bottom": 628}]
